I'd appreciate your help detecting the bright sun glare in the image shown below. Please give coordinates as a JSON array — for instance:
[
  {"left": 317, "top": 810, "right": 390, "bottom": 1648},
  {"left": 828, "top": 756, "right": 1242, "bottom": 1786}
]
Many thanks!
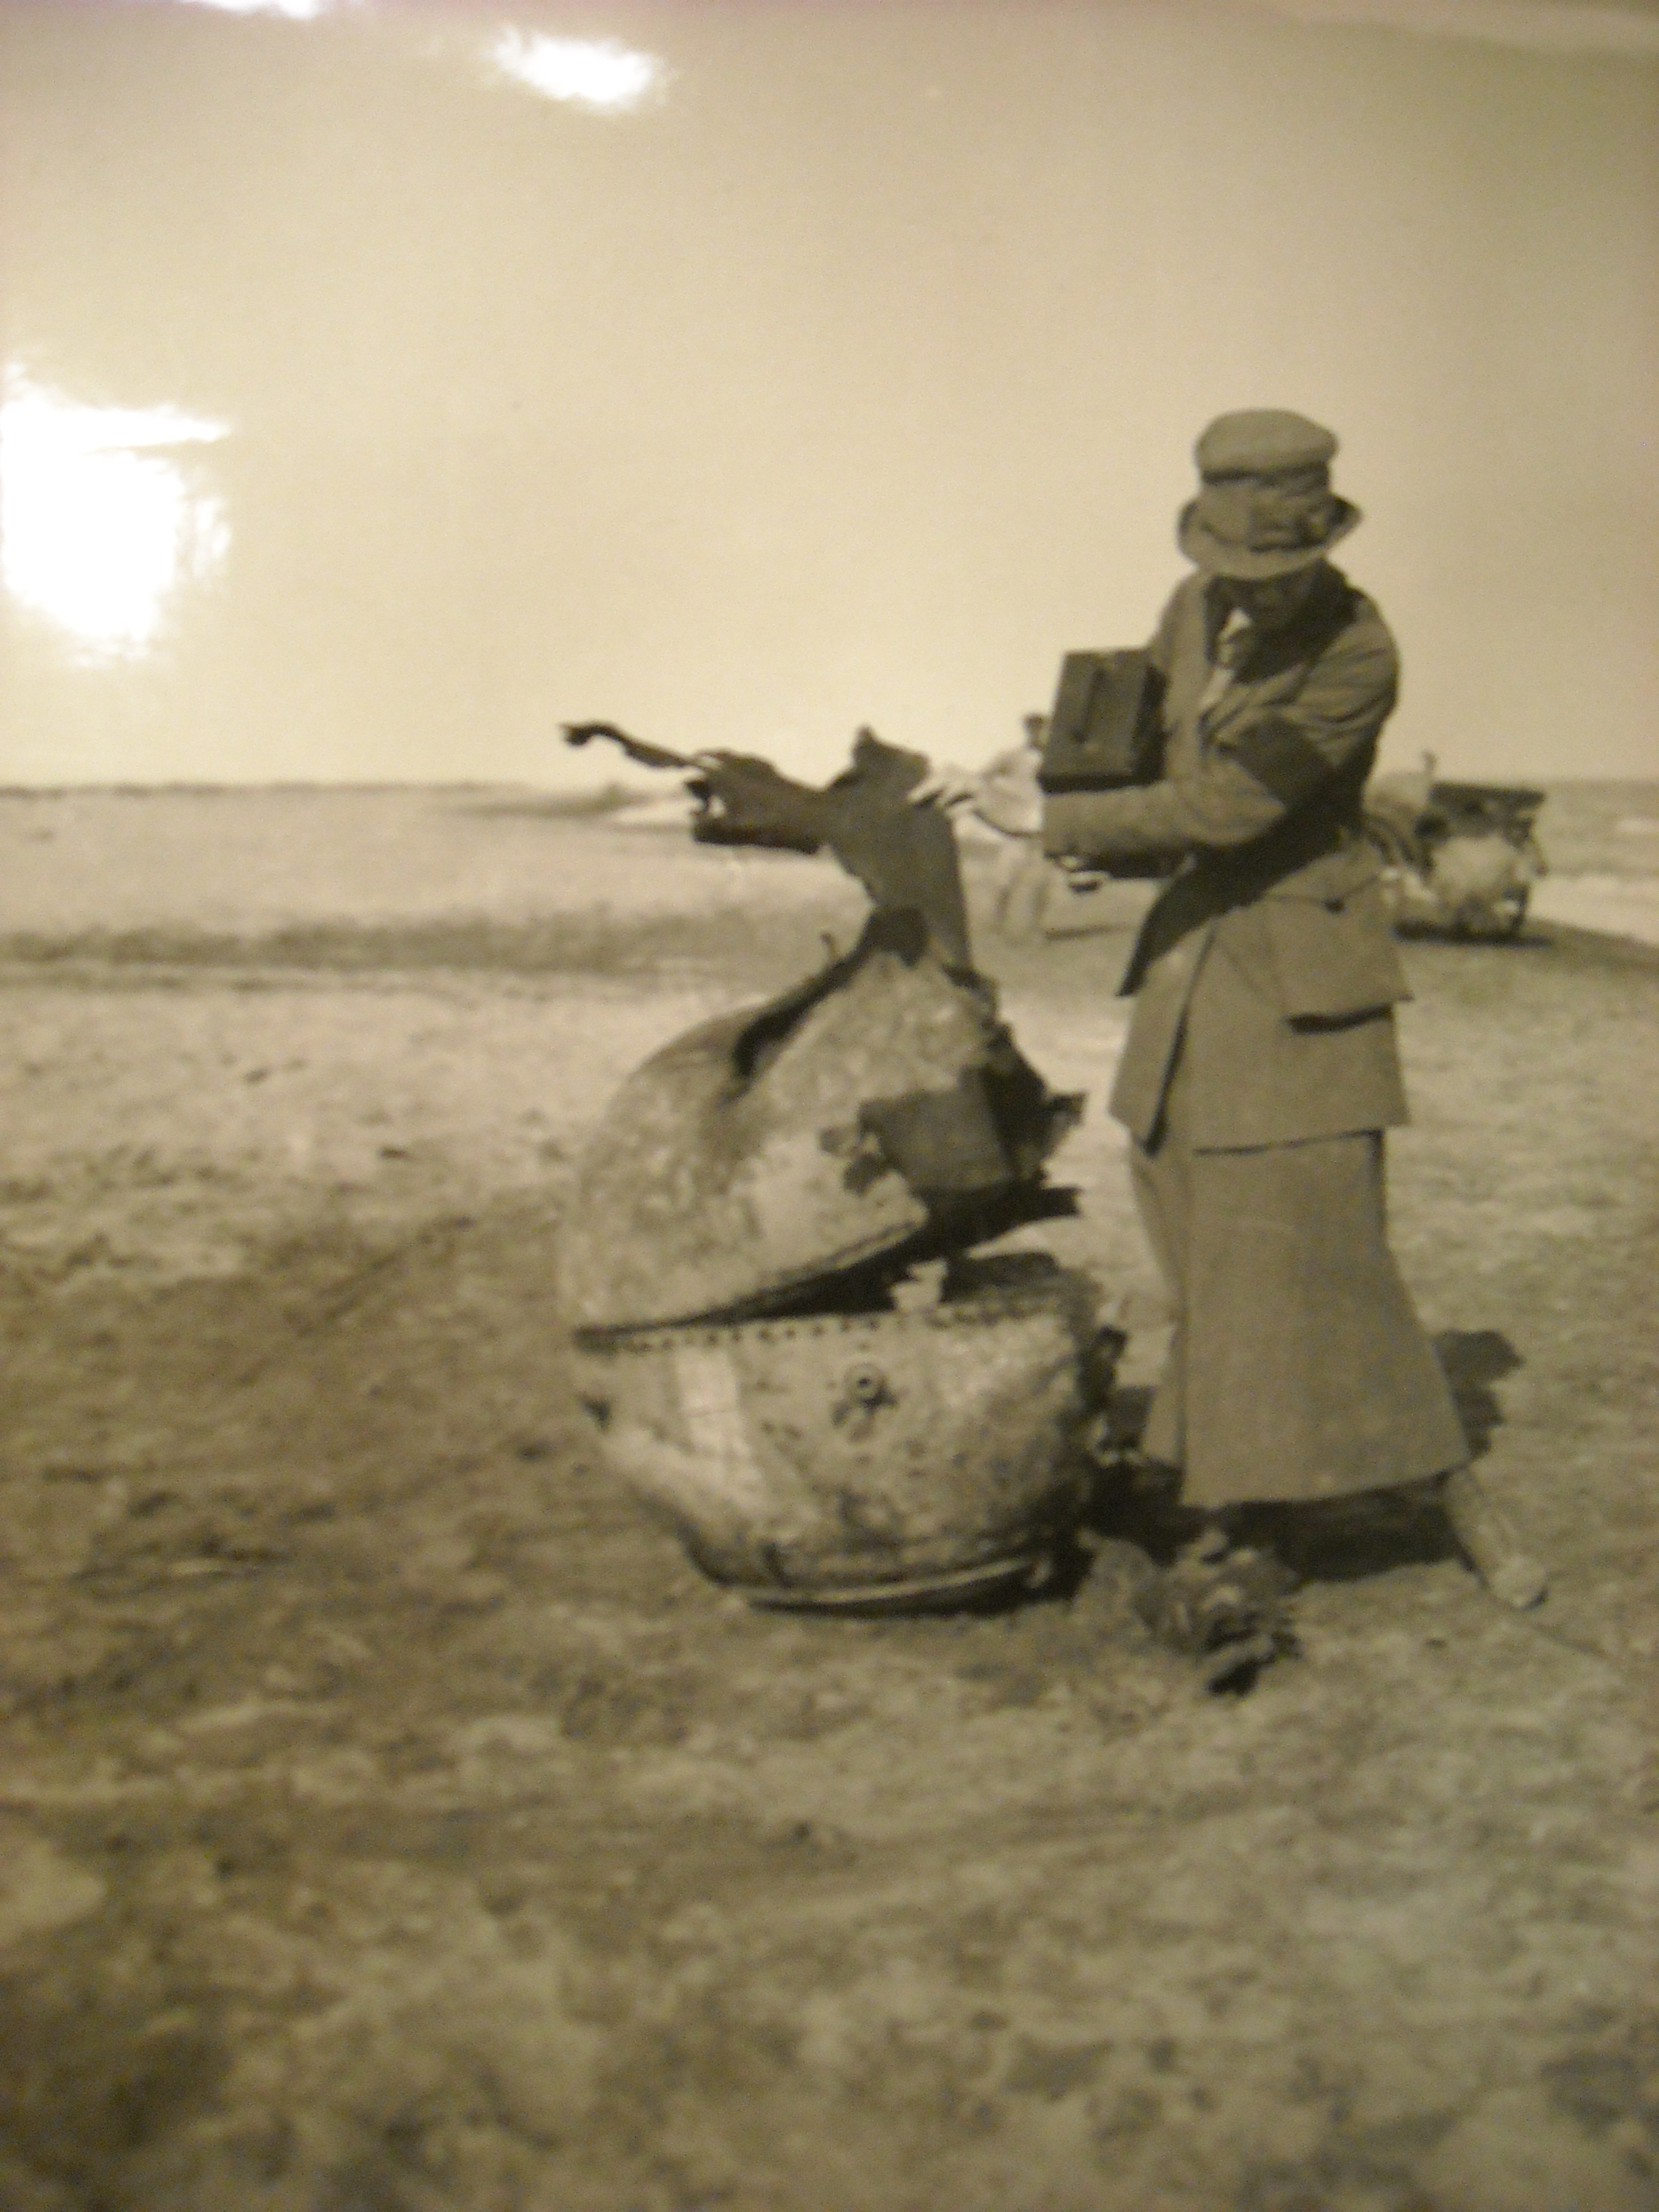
[{"left": 0, "top": 372, "right": 232, "bottom": 663}]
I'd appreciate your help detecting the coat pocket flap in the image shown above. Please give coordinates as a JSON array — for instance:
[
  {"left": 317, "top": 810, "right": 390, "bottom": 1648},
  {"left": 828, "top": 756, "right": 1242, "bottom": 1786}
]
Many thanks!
[{"left": 1261, "top": 884, "right": 1410, "bottom": 1023}]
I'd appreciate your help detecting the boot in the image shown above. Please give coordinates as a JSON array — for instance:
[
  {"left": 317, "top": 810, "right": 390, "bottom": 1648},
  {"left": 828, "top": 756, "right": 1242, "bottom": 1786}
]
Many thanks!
[{"left": 1441, "top": 1465, "right": 1547, "bottom": 1610}]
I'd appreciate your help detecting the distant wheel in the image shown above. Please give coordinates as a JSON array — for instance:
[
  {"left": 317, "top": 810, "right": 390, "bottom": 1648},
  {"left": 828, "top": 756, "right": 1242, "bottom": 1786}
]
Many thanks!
[{"left": 1452, "top": 886, "right": 1529, "bottom": 940}]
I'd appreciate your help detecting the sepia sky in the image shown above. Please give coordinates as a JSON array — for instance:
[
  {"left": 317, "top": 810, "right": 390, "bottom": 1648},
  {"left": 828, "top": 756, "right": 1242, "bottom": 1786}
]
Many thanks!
[{"left": 0, "top": 0, "right": 1655, "bottom": 788}]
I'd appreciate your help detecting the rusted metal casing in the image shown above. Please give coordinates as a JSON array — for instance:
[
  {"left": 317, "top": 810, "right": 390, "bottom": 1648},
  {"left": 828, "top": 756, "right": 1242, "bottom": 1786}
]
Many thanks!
[
  {"left": 572, "top": 1261, "right": 1101, "bottom": 1609},
  {"left": 558, "top": 922, "right": 1079, "bottom": 1333}
]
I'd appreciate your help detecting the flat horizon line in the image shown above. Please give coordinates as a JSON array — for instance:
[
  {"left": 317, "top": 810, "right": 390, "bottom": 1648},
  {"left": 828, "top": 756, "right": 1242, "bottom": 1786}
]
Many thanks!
[{"left": 2, "top": 775, "right": 1656, "bottom": 798}]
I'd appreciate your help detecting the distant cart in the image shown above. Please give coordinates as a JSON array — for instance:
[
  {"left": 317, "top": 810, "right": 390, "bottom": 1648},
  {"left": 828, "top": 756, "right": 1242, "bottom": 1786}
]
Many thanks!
[{"left": 1364, "top": 772, "right": 1549, "bottom": 940}]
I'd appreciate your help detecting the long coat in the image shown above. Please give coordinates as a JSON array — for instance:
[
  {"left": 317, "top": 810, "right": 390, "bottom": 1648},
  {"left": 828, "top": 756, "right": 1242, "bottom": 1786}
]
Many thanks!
[
  {"left": 1040, "top": 560, "right": 1469, "bottom": 1507},
  {"left": 1042, "top": 560, "right": 1412, "bottom": 1150}
]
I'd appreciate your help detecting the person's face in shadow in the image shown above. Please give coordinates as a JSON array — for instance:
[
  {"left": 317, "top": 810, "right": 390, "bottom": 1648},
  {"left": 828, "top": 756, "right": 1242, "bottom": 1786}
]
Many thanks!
[{"left": 1223, "top": 562, "right": 1325, "bottom": 634}]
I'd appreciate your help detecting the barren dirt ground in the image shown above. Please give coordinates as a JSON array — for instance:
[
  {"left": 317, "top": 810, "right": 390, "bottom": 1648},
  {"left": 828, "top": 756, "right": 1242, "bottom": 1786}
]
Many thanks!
[{"left": 1, "top": 792, "right": 1656, "bottom": 2212}]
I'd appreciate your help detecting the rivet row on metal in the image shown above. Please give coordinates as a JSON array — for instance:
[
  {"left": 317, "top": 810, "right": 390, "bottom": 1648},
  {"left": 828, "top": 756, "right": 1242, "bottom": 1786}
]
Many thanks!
[{"left": 575, "top": 1282, "right": 1063, "bottom": 1357}]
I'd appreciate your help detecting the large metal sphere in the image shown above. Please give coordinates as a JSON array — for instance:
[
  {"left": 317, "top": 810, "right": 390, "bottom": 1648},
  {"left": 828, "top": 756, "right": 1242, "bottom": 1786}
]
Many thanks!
[{"left": 571, "top": 1259, "right": 1103, "bottom": 1610}]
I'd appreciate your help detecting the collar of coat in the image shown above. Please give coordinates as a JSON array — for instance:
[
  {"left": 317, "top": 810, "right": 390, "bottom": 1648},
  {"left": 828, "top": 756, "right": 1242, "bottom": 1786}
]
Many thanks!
[{"left": 1203, "top": 562, "right": 1359, "bottom": 684}]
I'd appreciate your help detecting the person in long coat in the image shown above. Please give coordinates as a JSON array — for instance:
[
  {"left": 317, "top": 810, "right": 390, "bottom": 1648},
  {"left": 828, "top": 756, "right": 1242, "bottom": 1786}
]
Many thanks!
[{"left": 930, "top": 409, "right": 1544, "bottom": 1607}]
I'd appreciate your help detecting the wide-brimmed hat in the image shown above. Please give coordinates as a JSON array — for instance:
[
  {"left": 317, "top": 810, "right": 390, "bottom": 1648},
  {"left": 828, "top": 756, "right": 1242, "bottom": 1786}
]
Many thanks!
[{"left": 1177, "top": 409, "right": 1361, "bottom": 579}]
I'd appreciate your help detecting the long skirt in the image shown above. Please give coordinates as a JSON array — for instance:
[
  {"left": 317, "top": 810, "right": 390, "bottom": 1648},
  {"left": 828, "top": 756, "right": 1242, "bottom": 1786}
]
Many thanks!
[{"left": 1132, "top": 1054, "right": 1469, "bottom": 1511}]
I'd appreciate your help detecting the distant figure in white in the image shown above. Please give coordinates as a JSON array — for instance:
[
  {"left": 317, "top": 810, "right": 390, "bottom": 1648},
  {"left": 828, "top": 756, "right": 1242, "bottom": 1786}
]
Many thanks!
[{"left": 966, "top": 713, "right": 1121, "bottom": 941}]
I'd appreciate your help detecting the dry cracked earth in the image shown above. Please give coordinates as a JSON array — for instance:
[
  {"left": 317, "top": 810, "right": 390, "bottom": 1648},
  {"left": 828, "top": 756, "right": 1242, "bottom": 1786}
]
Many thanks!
[{"left": 1, "top": 798, "right": 1656, "bottom": 2212}]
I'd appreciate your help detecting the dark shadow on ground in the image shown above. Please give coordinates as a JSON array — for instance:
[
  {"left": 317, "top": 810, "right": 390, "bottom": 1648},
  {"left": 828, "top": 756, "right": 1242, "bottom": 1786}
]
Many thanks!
[
  {"left": 1435, "top": 1327, "right": 1523, "bottom": 1462},
  {"left": 1084, "top": 1453, "right": 1461, "bottom": 1586}
]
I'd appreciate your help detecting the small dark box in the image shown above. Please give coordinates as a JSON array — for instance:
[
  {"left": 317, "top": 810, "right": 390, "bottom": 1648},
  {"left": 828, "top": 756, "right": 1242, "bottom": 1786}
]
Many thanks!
[{"left": 1038, "top": 649, "right": 1164, "bottom": 794}]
